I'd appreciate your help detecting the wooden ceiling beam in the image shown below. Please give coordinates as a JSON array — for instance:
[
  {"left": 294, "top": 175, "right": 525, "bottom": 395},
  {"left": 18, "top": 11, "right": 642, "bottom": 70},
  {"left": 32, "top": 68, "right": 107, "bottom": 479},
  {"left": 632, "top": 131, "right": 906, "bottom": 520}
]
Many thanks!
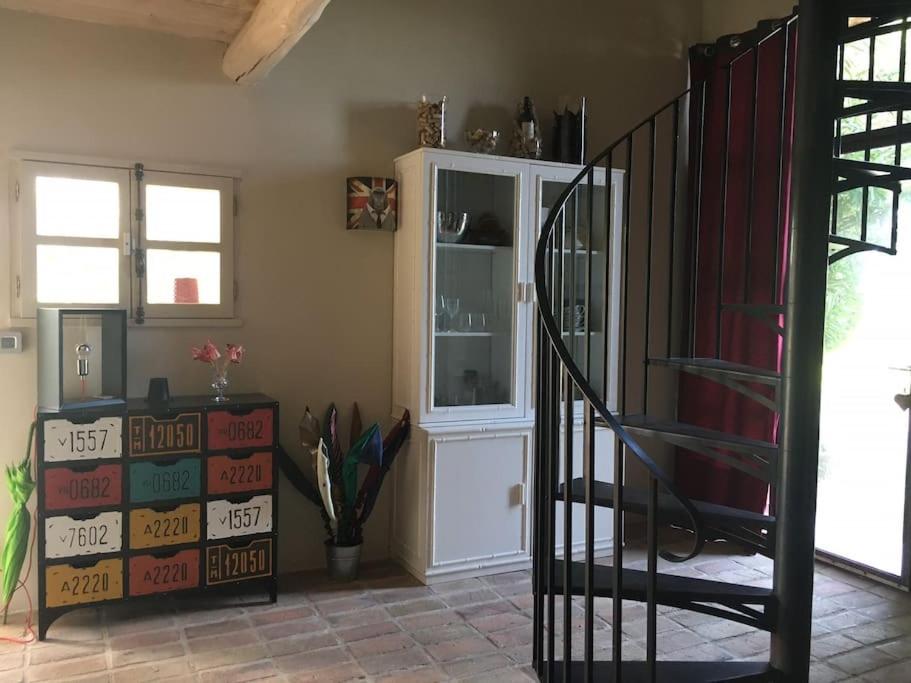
[
  {"left": 0, "top": 0, "right": 258, "bottom": 43},
  {"left": 222, "top": 0, "right": 331, "bottom": 84}
]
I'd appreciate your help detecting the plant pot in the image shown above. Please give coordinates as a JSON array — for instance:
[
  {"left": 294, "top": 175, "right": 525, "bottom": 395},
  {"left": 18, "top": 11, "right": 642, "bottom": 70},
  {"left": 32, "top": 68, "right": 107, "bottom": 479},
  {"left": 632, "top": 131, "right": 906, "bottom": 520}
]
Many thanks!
[{"left": 325, "top": 541, "right": 362, "bottom": 582}]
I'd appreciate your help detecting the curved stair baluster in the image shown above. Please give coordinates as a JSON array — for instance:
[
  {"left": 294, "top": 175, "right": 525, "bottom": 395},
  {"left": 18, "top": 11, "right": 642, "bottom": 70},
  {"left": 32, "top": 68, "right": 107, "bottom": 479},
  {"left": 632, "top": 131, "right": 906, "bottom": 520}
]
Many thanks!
[{"left": 530, "top": 13, "right": 812, "bottom": 683}]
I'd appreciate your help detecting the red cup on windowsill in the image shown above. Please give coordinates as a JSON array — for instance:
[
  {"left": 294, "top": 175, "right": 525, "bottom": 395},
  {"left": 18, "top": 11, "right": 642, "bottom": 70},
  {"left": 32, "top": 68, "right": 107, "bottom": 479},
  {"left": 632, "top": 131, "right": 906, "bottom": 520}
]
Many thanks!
[{"left": 174, "top": 277, "right": 199, "bottom": 304}]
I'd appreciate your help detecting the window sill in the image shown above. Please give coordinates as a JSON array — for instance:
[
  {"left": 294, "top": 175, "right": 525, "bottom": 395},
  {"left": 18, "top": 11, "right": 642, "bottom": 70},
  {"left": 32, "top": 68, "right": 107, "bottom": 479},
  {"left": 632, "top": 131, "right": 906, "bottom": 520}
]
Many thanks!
[{"left": 10, "top": 317, "right": 244, "bottom": 329}]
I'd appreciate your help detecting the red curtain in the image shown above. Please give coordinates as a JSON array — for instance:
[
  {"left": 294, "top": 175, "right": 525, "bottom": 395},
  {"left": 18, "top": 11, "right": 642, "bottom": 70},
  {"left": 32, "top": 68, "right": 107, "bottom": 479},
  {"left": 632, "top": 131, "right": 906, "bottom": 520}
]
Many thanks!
[{"left": 675, "top": 19, "right": 798, "bottom": 513}]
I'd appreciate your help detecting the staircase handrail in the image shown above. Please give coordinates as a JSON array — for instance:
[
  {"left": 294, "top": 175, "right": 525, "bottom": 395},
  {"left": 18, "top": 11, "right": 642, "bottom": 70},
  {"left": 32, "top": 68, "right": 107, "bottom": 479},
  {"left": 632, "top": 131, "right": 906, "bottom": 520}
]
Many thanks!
[{"left": 533, "top": 92, "right": 706, "bottom": 562}]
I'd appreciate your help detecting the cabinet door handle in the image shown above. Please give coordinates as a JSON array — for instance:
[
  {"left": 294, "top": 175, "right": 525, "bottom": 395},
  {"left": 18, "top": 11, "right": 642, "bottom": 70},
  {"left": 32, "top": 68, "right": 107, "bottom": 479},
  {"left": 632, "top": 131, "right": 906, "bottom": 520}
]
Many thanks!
[
  {"left": 518, "top": 283, "right": 535, "bottom": 304},
  {"left": 512, "top": 482, "right": 527, "bottom": 506}
]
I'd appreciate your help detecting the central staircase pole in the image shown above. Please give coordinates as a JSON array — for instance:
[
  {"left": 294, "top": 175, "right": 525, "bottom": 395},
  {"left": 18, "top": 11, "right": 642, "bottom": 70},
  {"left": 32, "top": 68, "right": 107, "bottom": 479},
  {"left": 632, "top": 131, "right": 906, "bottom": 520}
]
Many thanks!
[{"left": 771, "top": 0, "right": 839, "bottom": 680}]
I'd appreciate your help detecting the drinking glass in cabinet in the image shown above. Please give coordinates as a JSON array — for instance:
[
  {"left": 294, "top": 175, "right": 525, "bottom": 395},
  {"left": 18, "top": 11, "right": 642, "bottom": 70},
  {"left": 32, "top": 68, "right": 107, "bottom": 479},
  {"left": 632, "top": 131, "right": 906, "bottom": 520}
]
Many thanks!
[{"left": 432, "top": 168, "right": 517, "bottom": 410}]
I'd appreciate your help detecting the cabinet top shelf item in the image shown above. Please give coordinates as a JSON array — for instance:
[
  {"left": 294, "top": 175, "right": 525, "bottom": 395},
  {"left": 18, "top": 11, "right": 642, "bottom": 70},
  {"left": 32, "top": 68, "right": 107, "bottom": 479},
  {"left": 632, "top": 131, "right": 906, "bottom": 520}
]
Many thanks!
[{"left": 394, "top": 146, "right": 626, "bottom": 175}]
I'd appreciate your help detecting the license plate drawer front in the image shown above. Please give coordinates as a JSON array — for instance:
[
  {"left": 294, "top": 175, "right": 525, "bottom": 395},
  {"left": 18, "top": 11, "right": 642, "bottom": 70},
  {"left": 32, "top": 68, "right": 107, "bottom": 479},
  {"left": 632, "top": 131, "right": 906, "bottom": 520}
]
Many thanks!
[
  {"left": 43, "top": 418, "right": 122, "bottom": 463},
  {"left": 207, "top": 409, "right": 274, "bottom": 451},
  {"left": 45, "top": 512, "right": 122, "bottom": 559},
  {"left": 207, "top": 452, "right": 273, "bottom": 495},
  {"left": 206, "top": 495, "right": 273, "bottom": 540},
  {"left": 206, "top": 538, "right": 273, "bottom": 585},
  {"left": 129, "top": 459, "right": 201, "bottom": 503},
  {"left": 128, "top": 413, "right": 202, "bottom": 458},
  {"left": 129, "top": 549, "right": 200, "bottom": 596},
  {"left": 45, "top": 559, "right": 123, "bottom": 608},
  {"left": 129, "top": 504, "right": 201, "bottom": 550},
  {"left": 44, "top": 464, "right": 122, "bottom": 511}
]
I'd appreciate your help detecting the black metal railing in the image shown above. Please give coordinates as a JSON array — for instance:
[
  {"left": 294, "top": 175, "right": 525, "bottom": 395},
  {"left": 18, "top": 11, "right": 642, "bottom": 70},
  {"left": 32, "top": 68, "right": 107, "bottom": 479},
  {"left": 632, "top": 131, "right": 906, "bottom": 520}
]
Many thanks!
[
  {"left": 532, "top": 15, "right": 799, "bottom": 683},
  {"left": 533, "top": 91, "right": 706, "bottom": 682}
]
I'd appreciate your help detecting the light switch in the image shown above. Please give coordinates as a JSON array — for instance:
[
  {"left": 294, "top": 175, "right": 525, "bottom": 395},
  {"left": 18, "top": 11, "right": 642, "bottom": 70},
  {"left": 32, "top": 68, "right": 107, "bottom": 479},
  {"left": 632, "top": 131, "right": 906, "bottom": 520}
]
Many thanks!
[{"left": 0, "top": 331, "right": 23, "bottom": 353}]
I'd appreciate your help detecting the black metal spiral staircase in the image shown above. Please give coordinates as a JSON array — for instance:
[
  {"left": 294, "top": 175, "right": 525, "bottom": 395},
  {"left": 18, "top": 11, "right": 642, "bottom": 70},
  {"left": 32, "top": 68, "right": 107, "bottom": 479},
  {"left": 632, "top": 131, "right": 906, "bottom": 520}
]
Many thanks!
[{"left": 532, "top": 2, "right": 908, "bottom": 681}]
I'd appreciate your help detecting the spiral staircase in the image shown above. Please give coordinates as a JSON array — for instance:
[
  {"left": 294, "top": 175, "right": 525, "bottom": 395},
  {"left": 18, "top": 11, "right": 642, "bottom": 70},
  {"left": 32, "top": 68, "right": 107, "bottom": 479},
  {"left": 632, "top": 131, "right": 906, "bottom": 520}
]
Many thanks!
[{"left": 531, "top": 2, "right": 910, "bottom": 681}]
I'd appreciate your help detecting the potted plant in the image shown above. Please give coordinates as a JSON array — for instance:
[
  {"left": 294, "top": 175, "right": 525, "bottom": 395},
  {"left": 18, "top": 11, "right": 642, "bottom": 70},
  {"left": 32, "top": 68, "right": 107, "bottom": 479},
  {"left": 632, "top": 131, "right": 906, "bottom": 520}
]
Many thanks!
[{"left": 298, "top": 404, "right": 410, "bottom": 580}]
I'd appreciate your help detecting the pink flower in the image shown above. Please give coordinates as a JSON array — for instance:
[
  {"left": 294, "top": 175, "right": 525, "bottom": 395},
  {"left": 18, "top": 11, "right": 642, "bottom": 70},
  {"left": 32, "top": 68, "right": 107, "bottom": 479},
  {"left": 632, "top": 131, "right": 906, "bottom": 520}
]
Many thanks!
[
  {"left": 192, "top": 340, "right": 221, "bottom": 364},
  {"left": 226, "top": 344, "right": 245, "bottom": 364}
]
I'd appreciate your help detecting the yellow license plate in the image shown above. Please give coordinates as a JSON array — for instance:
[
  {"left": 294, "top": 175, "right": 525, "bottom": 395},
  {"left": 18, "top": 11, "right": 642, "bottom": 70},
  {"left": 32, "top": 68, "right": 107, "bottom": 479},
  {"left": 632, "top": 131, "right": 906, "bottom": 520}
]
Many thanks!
[
  {"left": 129, "top": 504, "right": 200, "bottom": 549},
  {"left": 46, "top": 559, "right": 123, "bottom": 608}
]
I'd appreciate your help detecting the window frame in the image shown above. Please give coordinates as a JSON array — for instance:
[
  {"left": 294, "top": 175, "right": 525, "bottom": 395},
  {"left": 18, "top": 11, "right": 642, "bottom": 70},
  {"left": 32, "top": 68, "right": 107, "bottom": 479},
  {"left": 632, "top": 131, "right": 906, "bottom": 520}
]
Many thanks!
[
  {"left": 135, "top": 170, "right": 235, "bottom": 321},
  {"left": 15, "top": 161, "right": 131, "bottom": 317},
  {"left": 9, "top": 152, "right": 240, "bottom": 325}
]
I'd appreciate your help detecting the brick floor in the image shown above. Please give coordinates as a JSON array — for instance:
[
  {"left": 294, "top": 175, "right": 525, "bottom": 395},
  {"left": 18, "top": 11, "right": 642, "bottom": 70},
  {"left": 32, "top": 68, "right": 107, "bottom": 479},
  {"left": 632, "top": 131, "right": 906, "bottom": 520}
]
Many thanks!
[{"left": 2, "top": 547, "right": 910, "bottom": 682}]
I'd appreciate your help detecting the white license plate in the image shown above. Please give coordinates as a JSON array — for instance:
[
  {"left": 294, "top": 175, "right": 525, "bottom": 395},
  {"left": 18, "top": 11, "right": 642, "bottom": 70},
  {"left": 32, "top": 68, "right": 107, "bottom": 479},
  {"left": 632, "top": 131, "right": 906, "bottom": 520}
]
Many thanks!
[
  {"left": 45, "top": 511, "right": 122, "bottom": 559},
  {"left": 206, "top": 496, "right": 272, "bottom": 540},
  {"left": 44, "top": 418, "right": 122, "bottom": 462}
]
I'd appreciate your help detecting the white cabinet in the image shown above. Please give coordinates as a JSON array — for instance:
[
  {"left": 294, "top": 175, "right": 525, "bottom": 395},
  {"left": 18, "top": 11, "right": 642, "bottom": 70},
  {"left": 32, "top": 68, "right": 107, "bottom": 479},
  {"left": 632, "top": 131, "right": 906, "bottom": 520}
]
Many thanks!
[
  {"left": 392, "top": 148, "right": 623, "bottom": 582},
  {"left": 392, "top": 424, "right": 532, "bottom": 582}
]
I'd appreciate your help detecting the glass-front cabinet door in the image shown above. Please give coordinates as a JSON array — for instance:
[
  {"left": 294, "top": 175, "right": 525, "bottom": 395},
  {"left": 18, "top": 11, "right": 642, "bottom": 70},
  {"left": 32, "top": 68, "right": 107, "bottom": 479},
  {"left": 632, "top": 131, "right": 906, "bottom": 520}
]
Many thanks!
[
  {"left": 429, "top": 158, "right": 529, "bottom": 421},
  {"left": 531, "top": 166, "right": 623, "bottom": 412}
]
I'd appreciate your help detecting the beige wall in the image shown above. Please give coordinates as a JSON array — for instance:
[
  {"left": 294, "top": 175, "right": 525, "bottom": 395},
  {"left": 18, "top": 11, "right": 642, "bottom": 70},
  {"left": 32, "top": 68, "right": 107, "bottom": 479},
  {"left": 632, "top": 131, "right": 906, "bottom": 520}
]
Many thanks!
[
  {"left": 701, "top": 0, "right": 796, "bottom": 41},
  {"left": 0, "top": 0, "right": 700, "bottom": 613}
]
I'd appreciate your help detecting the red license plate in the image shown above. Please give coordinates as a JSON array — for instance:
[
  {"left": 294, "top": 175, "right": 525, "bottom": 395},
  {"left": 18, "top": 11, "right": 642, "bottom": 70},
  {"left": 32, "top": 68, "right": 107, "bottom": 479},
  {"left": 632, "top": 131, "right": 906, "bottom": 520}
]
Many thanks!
[
  {"left": 207, "top": 409, "right": 274, "bottom": 450},
  {"left": 207, "top": 452, "right": 273, "bottom": 495},
  {"left": 44, "top": 465, "right": 122, "bottom": 511},
  {"left": 129, "top": 549, "right": 200, "bottom": 596}
]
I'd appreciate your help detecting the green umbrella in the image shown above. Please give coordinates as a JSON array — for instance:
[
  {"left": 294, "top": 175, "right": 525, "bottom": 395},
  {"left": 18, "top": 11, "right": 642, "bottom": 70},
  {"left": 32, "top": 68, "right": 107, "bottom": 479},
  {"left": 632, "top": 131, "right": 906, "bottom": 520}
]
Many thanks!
[{"left": 1, "top": 422, "right": 35, "bottom": 624}]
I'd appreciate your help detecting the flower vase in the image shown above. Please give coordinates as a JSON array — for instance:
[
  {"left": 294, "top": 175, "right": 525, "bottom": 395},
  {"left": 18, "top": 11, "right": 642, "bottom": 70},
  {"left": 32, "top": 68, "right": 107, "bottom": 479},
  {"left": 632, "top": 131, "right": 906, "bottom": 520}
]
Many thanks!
[{"left": 211, "top": 370, "right": 229, "bottom": 402}]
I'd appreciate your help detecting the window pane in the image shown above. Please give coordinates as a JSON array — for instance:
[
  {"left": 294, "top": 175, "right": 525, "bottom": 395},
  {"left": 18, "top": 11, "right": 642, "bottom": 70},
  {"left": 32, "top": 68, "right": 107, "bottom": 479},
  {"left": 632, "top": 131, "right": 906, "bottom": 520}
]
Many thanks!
[
  {"left": 37, "top": 245, "right": 120, "bottom": 303},
  {"left": 147, "top": 250, "right": 221, "bottom": 305},
  {"left": 146, "top": 185, "right": 221, "bottom": 243},
  {"left": 36, "top": 177, "right": 119, "bottom": 239}
]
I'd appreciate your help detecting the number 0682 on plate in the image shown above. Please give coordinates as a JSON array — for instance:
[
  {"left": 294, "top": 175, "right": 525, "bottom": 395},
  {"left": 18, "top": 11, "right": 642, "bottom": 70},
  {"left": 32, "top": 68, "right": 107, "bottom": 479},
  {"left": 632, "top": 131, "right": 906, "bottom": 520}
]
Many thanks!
[{"left": 206, "top": 495, "right": 273, "bottom": 540}]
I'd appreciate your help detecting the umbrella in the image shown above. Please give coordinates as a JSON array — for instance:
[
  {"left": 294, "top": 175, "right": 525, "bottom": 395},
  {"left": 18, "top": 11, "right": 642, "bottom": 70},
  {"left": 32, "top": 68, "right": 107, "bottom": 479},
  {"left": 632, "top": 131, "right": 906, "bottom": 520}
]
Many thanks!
[{"left": 1, "top": 422, "right": 35, "bottom": 624}]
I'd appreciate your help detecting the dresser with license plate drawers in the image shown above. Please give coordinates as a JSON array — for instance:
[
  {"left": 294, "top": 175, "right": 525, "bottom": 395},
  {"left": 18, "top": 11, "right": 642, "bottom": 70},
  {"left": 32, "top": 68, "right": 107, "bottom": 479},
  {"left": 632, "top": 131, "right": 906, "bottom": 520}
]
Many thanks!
[{"left": 36, "top": 394, "right": 279, "bottom": 639}]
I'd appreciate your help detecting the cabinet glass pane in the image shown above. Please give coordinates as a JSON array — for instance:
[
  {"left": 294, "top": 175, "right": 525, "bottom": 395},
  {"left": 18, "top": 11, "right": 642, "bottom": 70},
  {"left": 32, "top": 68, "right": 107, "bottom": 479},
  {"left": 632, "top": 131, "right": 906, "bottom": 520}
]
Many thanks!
[
  {"left": 433, "top": 169, "right": 517, "bottom": 409},
  {"left": 541, "top": 179, "right": 609, "bottom": 399}
]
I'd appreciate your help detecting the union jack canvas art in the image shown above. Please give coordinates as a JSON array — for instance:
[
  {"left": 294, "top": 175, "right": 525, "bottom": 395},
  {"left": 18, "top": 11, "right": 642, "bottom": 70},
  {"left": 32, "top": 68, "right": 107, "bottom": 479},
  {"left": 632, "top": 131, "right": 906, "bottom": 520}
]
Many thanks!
[{"left": 347, "top": 177, "right": 397, "bottom": 231}]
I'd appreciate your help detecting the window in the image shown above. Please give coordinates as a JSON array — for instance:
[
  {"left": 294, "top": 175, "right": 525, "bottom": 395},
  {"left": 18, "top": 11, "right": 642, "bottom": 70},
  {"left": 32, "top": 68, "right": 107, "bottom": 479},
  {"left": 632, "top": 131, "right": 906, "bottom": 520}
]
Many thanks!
[{"left": 11, "top": 157, "right": 236, "bottom": 322}]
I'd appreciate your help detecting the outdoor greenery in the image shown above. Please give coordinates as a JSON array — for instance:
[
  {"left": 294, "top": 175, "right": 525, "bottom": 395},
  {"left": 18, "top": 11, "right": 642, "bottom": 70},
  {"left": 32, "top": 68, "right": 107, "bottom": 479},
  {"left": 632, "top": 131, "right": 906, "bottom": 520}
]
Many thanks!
[{"left": 824, "top": 35, "right": 906, "bottom": 351}]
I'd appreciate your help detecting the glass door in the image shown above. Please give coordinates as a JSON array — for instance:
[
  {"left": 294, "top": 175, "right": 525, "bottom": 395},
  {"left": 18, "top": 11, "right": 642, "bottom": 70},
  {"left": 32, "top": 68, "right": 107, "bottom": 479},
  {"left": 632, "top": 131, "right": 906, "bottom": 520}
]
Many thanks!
[
  {"left": 534, "top": 168, "right": 622, "bottom": 411},
  {"left": 816, "top": 242, "right": 911, "bottom": 583},
  {"left": 430, "top": 163, "right": 525, "bottom": 420}
]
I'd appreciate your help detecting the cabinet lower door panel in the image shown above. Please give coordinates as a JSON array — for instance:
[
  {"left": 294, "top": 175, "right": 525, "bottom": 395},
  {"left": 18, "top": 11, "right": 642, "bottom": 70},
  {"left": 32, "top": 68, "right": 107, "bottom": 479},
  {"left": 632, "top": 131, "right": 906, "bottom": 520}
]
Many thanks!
[{"left": 430, "top": 432, "right": 529, "bottom": 567}]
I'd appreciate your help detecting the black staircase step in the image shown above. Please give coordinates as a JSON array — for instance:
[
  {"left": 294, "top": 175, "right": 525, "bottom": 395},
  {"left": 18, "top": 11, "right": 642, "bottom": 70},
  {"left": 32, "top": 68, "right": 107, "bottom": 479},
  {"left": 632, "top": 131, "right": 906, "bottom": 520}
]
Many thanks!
[
  {"left": 544, "top": 660, "right": 772, "bottom": 682},
  {"left": 840, "top": 122, "right": 911, "bottom": 155},
  {"left": 721, "top": 302, "right": 784, "bottom": 316},
  {"left": 839, "top": 80, "right": 911, "bottom": 99},
  {"left": 557, "top": 479, "right": 775, "bottom": 532},
  {"left": 835, "top": 158, "right": 911, "bottom": 179},
  {"left": 834, "top": 158, "right": 911, "bottom": 192},
  {"left": 829, "top": 234, "right": 896, "bottom": 257},
  {"left": 720, "top": 303, "right": 785, "bottom": 336},
  {"left": 612, "top": 415, "right": 778, "bottom": 459},
  {"left": 551, "top": 560, "right": 774, "bottom": 608},
  {"left": 649, "top": 357, "right": 780, "bottom": 387}
]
